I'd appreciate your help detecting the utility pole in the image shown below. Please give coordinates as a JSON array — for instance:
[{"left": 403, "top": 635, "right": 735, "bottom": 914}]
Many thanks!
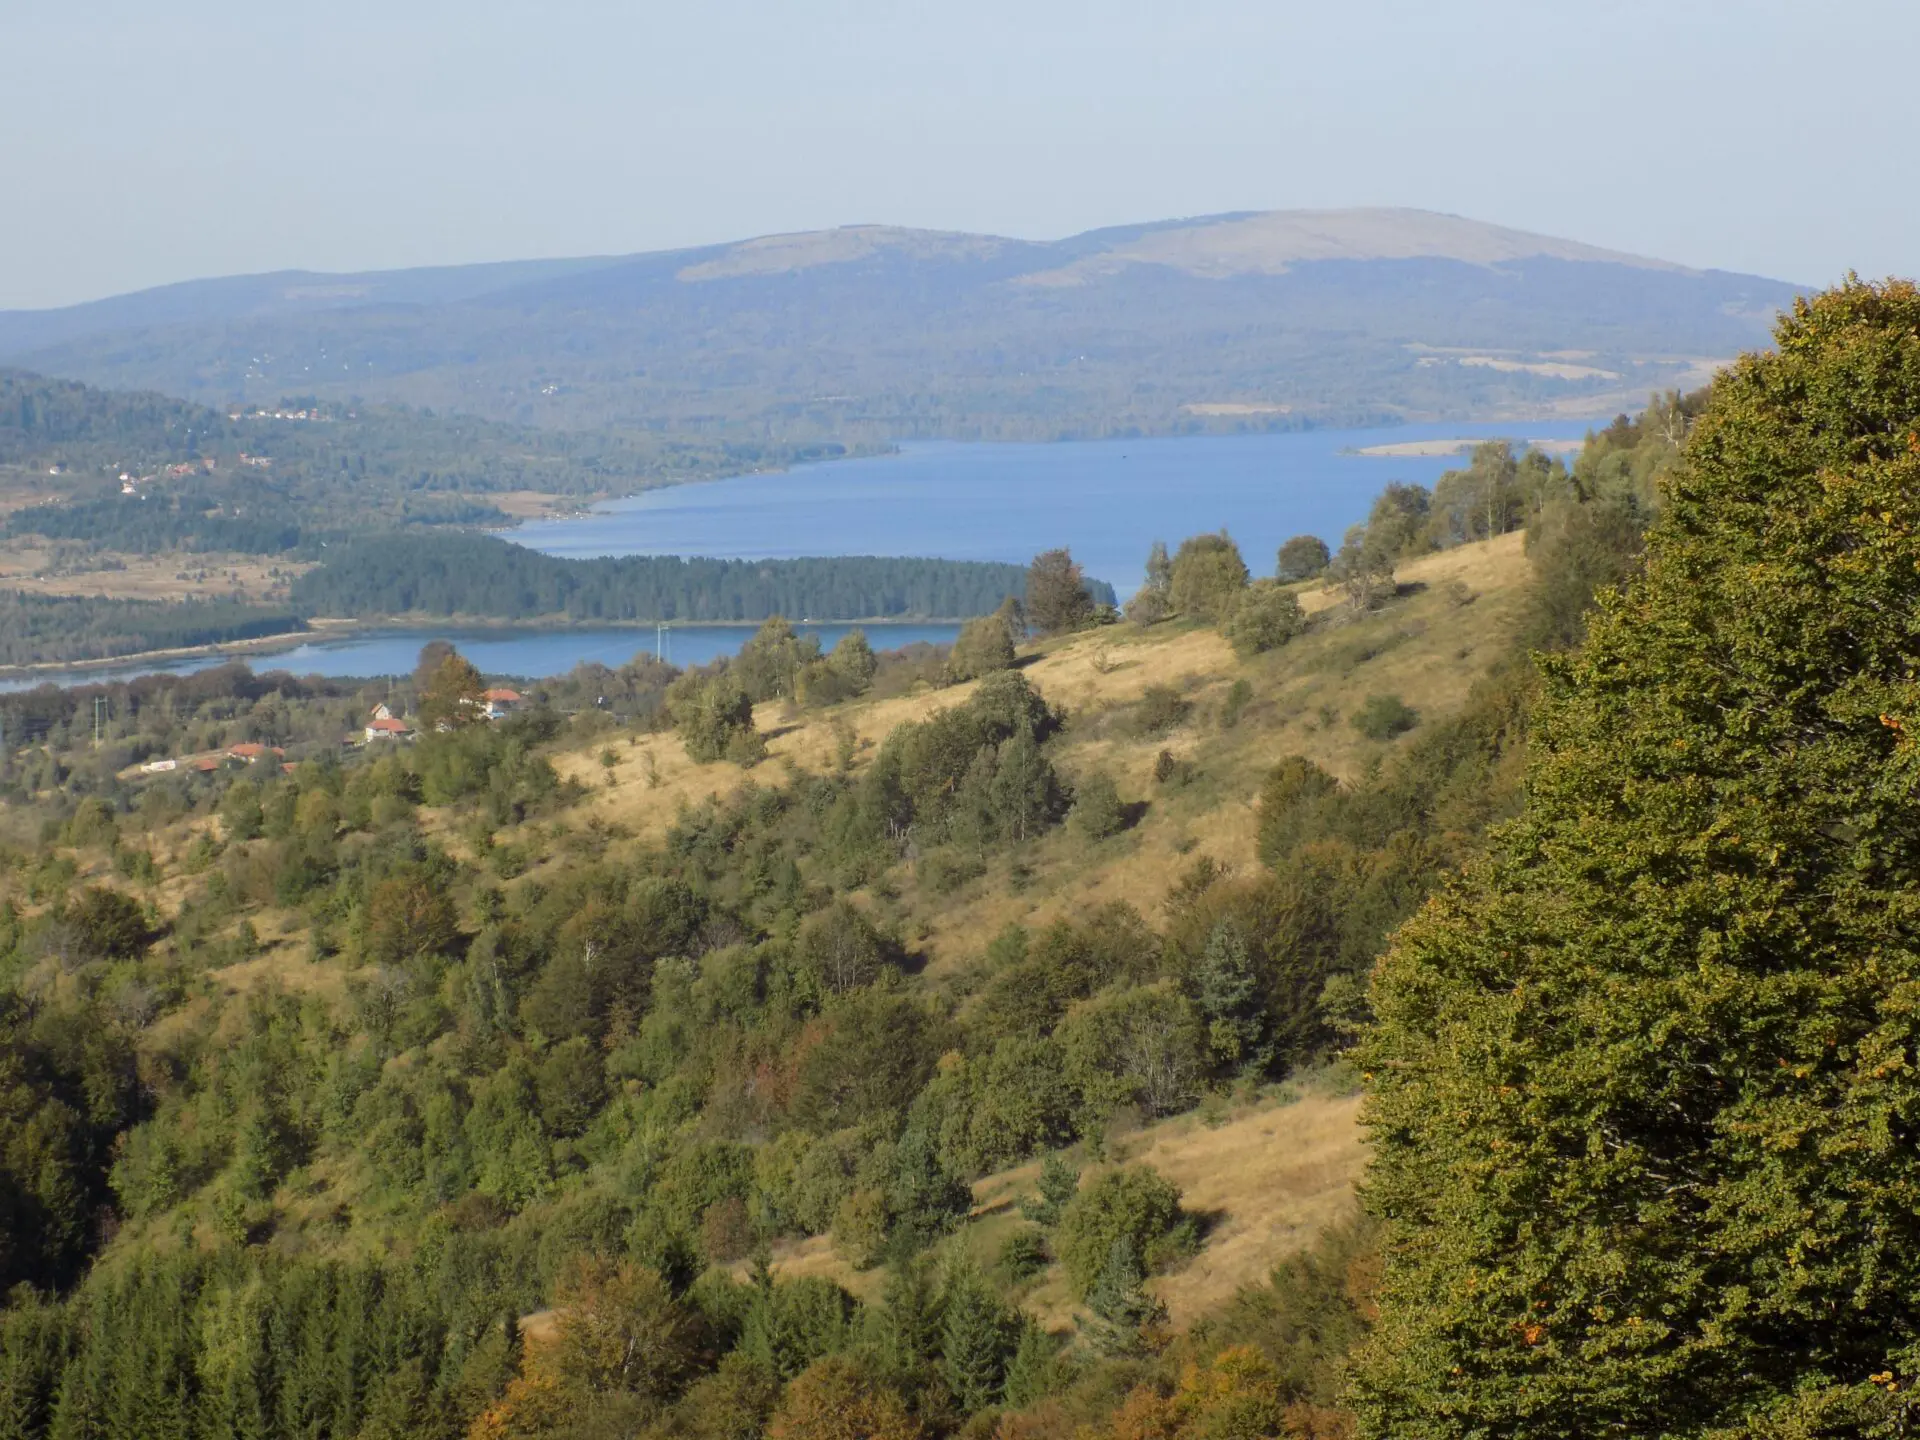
[{"left": 93, "top": 695, "right": 107, "bottom": 746}]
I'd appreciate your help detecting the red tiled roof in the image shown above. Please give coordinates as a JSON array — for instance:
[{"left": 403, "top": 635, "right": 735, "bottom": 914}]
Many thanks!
[
  {"left": 367, "top": 717, "right": 412, "bottom": 733},
  {"left": 484, "top": 688, "right": 522, "bottom": 703}
]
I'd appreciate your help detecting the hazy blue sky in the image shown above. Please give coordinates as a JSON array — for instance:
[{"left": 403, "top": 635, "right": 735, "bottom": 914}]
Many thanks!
[{"left": 4, "top": 0, "right": 1913, "bottom": 309}]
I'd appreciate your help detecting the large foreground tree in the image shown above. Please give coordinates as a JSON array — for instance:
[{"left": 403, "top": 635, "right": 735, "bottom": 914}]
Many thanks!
[{"left": 1356, "top": 280, "right": 1920, "bottom": 1438}]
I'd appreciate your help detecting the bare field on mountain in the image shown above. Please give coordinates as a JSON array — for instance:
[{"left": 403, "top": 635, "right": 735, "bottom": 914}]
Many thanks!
[{"left": 0, "top": 543, "right": 310, "bottom": 601}]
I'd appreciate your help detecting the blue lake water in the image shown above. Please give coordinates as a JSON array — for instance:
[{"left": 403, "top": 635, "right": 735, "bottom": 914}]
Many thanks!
[
  {"left": 2, "top": 421, "right": 1605, "bottom": 693},
  {"left": 515, "top": 422, "right": 1602, "bottom": 593},
  {"left": 0, "top": 623, "right": 960, "bottom": 694}
]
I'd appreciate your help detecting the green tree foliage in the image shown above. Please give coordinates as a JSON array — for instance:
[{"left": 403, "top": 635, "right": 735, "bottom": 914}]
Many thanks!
[
  {"left": 1020, "top": 1153, "right": 1080, "bottom": 1228},
  {"left": 1253, "top": 756, "right": 1340, "bottom": 866},
  {"left": 794, "top": 901, "right": 893, "bottom": 995},
  {"left": 1327, "top": 484, "right": 1429, "bottom": 611},
  {"left": 1059, "top": 983, "right": 1205, "bottom": 1119},
  {"left": 66, "top": 886, "right": 148, "bottom": 959},
  {"left": 1275, "top": 534, "right": 1331, "bottom": 582},
  {"left": 1356, "top": 279, "right": 1920, "bottom": 1439},
  {"left": 947, "top": 608, "right": 1018, "bottom": 683},
  {"left": 1070, "top": 769, "right": 1128, "bottom": 841},
  {"left": 291, "top": 534, "right": 1063, "bottom": 623},
  {"left": 860, "top": 673, "right": 1066, "bottom": 855},
  {"left": 1125, "top": 540, "right": 1175, "bottom": 626},
  {"left": 0, "top": 995, "right": 140, "bottom": 1292},
  {"left": 796, "top": 628, "right": 880, "bottom": 707},
  {"left": 671, "top": 670, "right": 760, "bottom": 765},
  {"left": 939, "top": 1264, "right": 1020, "bottom": 1412},
  {"left": 1521, "top": 393, "right": 1697, "bottom": 651},
  {"left": 1025, "top": 549, "right": 1096, "bottom": 636},
  {"left": 1057, "top": 1165, "right": 1184, "bottom": 1298},
  {"left": 1084, "top": 1238, "right": 1168, "bottom": 1350},
  {"left": 1194, "top": 920, "right": 1266, "bottom": 1072},
  {"left": 733, "top": 618, "right": 815, "bottom": 703},
  {"left": 0, "top": 592, "right": 306, "bottom": 668},
  {"left": 1424, "top": 440, "right": 1531, "bottom": 548},
  {"left": 741, "top": 1276, "right": 858, "bottom": 1384},
  {"left": 1349, "top": 694, "right": 1417, "bottom": 741},
  {"left": 1223, "top": 581, "right": 1305, "bottom": 658},
  {"left": 1168, "top": 532, "right": 1250, "bottom": 622}
]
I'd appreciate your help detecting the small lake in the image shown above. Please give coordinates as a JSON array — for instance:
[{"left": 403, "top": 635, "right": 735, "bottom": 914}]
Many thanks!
[{"left": 2, "top": 420, "right": 1605, "bottom": 693}]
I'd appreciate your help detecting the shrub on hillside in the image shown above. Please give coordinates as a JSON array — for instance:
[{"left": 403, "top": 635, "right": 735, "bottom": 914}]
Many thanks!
[
  {"left": 1351, "top": 694, "right": 1418, "bottom": 741},
  {"left": 1130, "top": 685, "right": 1192, "bottom": 737},
  {"left": 947, "top": 609, "right": 1018, "bottom": 683},
  {"left": 1225, "top": 581, "right": 1306, "bottom": 658},
  {"left": 670, "top": 670, "right": 758, "bottom": 764},
  {"left": 1071, "top": 769, "right": 1128, "bottom": 840}
]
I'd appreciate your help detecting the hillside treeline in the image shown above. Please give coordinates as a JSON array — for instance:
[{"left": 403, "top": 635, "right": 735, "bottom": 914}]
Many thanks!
[
  {"left": 0, "top": 367, "right": 860, "bottom": 505},
  {"left": 0, "top": 593, "right": 307, "bottom": 668},
  {"left": 287, "top": 534, "right": 1095, "bottom": 622}
]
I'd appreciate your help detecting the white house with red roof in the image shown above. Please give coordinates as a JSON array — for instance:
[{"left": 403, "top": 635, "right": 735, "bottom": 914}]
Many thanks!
[{"left": 365, "top": 706, "right": 413, "bottom": 742}]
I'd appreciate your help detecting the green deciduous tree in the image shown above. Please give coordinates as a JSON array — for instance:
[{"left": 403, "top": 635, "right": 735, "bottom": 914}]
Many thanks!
[
  {"left": 1058, "top": 983, "right": 1205, "bottom": 1119},
  {"left": 1356, "top": 279, "right": 1920, "bottom": 1439},
  {"left": 947, "top": 611, "right": 1017, "bottom": 683},
  {"left": 1126, "top": 540, "right": 1175, "bottom": 626},
  {"left": 1056, "top": 1165, "right": 1183, "bottom": 1299},
  {"left": 1025, "top": 549, "right": 1095, "bottom": 635},
  {"left": 1276, "top": 534, "right": 1331, "bottom": 582},
  {"left": 1168, "top": 532, "right": 1250, "bottom": 622},
  {"left": 418, "top": 650, "right": 487, "bottom": 731}
]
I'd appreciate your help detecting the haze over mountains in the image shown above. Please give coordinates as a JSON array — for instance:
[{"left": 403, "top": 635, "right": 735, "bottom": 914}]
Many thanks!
[{"left": 0, "top": 208, "right": 1800, "bottom": 442}]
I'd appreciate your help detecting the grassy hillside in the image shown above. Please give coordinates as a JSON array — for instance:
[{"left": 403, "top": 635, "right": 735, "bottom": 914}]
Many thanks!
[
  {"left": 554, "top": 533, "right": 1532, "bottom": 967},
  {"left": 0, "top": 410, "right": 1671, "bottom": 1438}
]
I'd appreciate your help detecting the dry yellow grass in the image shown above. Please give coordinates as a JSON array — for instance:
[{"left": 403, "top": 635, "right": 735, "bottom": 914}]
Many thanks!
[
  {"left": 1297, "top": 528, "right": 1526, "bottom": 616},
  {"left": 1124, "top": 1092, "right": 1365, "bottom": 1319}
]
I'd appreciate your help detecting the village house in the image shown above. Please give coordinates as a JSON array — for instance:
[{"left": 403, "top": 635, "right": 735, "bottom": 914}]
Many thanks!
[
  {"left": 482, "top": 687, "right": 522, "bottom": 721},
  {"left": 365, "top": 705, "right": 413, "bottom": 742}
]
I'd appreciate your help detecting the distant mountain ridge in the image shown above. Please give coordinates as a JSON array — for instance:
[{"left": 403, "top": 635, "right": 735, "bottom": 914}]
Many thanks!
[{"left": 0, "top": 208, "right": 1801, "bottom": 440}]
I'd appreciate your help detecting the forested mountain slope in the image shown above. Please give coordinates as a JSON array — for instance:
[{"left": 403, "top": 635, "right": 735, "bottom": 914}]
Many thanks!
[
  {"left": 0, "top": 367, "right": 853, "bottom": 520},
  {"left": 0, "top": 400, "right": 1677, "bottom": 1437},
  {"left": 0, "top": 209, "right": 1798, "bottom": 439}
]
